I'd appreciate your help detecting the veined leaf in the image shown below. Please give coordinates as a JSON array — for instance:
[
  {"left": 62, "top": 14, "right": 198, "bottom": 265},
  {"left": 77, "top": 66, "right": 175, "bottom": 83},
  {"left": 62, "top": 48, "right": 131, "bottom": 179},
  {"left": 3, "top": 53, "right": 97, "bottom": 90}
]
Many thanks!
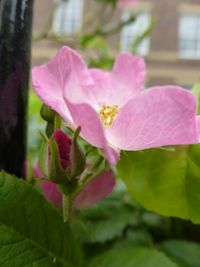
[
  {"left": 89, "top": 247, "right": 178, "bottom": 267},
  {"left": 161, "top": 240, "right": 200, "bottom": 267},
  {"left": 117, "top": 145, "right": 200, "bottom": 223},
  {"left": 0, "top": 171, "right": 82, "bottom": 267}
]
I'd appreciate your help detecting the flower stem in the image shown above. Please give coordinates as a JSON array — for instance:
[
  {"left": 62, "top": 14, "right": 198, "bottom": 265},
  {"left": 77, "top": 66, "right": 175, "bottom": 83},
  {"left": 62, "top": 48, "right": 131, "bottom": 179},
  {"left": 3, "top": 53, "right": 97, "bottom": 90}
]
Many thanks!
[
  {"left": 81, "top": 154, "right": 103, "bottom": 184},
  {"left": 73, "top": 154, "right": 104, "bottom": 198},
  {"left": 90, "top": 154, "right": 104, "bottom": 171},
  {"left": 62, "top": 154, "right": 104, "bottom": 222},
  {"left": 62, "top": 194, "right": 73, "bottom": 223},
  {"left": 54, "top": 113, "right": 61, "bottom": 130}
]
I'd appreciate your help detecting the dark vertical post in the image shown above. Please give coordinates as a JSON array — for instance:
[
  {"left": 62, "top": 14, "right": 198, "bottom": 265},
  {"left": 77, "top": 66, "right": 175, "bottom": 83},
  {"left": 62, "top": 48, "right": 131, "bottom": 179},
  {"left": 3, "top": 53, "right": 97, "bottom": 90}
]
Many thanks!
[{"left": 0, "top": 0, "right": 34, "bottom": 177}]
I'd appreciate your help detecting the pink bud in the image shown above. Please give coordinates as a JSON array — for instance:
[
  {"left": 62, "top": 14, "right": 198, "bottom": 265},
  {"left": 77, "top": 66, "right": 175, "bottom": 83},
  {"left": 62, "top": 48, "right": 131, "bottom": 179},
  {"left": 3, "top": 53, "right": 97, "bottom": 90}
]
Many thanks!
[{"left": 51, "top": 130, "right": 71, "bottom": 170}]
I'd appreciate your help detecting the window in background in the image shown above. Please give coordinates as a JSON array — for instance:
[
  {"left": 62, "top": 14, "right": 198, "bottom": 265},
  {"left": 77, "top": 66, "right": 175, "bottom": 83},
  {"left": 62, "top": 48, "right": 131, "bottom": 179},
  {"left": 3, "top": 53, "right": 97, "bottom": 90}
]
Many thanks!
[
  {"left": 53, "top": 0, "right": 84, "bottom": 36},
  {"left": 179, "top": 14, "right": 200, "bottom": 59},
  {"left": 120, "top": 11, "right": 151, "bottom": 56}
]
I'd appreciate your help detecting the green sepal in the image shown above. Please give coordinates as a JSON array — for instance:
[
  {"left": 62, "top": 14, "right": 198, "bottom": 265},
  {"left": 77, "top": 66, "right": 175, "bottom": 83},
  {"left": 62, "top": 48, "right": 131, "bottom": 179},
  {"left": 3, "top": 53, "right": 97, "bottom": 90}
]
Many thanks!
[
  {"left": 40, "top": 104, "right": 56, "bottom": 137},
  {"left": 48, "top": 138, "right": 69, "bottom": 184},
  {"left": 40, "top": 104, "right": 55, "bottom": 122},
  {"left": 58, "top": 180, "right": 78, "bottom": 196},
  {"left": 46, "top": 121, "right": 54, "bottom": 138},
  {"left": 192, "top": 81, "right": 200, "bottom": 115},
  {"left": 38, "top": 140, "right": 49, "bottom": 177},
  {"left": 69, "top": 127, "right": 86, "bottom": 179}
]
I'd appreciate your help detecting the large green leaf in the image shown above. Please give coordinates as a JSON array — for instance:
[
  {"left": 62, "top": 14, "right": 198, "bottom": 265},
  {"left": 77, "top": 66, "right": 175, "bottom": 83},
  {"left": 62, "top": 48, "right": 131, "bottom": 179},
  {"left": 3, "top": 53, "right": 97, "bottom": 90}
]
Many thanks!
[
  {"left": 0, "top": 224, "right": 66, "bottom": 267},
  {"left": 116, "top": 145, "right": 200, "bottom": 223},
  {"left": 0, "top": 171, "right": 82, "bottom": 267},
  {"left": 89, "top": 247, "right": 178, "bottom": 267},
  {"left": 161, "top": 240, "right": 200, "bottom": 267}
]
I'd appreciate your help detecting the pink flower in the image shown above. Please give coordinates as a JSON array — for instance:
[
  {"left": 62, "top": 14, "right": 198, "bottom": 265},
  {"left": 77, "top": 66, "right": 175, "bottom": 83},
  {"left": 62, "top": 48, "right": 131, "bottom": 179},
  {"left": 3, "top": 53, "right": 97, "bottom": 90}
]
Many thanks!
[
  {"left": 118, "top": 0, "right": 139, "bottom": 7},
  {"left": 32, "top": 46, "right": 200, "bottom": 165}
]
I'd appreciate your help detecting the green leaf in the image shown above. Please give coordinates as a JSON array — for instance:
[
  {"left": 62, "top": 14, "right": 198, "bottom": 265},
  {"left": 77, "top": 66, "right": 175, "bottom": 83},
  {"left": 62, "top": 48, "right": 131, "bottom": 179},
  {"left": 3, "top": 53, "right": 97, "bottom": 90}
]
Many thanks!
[
  {"left": 112, "top": 229, "right": 153, "bottom": 250},
  {"left": 0, "top": 224, "right": 65, "bottom": 267},
  {"left": 116, "top": 145, "right": 200, "bottom": 223},
  {"left": 89, "top": 247, "right": 178, "bottom": 267},
  {"left": 161, "top": 240, "right": 200, "bottom": 267},
  {"left": 0, "top": 171, "right": 82, "bottom": 267}
]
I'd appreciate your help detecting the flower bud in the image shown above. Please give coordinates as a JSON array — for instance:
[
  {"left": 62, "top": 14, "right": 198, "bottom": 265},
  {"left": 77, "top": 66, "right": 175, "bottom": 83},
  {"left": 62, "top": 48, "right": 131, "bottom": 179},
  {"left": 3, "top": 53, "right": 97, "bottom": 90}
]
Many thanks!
[
  {"left": 40, "top": 104, "right": 55, "bottom": 122},
  {"left": 51, "top": 130, "right": 71, "bottom": 169},
  {"left": 48, "top": 130, "right": 71, "bottom": 184},
  {"left": 48, "top": 129, "right": 85, "bottom": 189},
  {"left": 40, "top": 104, "right": 56, "bottom": 137}
]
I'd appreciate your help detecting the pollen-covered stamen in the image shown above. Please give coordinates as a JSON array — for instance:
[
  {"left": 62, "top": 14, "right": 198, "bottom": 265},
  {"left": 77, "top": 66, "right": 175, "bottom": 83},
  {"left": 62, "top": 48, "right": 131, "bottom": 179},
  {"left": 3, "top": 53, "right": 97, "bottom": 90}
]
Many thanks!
[{"left": 99, "top": 105, "right": 119, "bottom": 127}]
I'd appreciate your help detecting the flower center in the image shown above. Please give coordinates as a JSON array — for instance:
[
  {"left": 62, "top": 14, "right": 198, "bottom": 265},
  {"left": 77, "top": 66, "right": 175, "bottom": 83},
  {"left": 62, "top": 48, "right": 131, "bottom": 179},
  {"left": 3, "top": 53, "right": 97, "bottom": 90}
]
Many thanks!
[{"left": 99, "top": 105, "right": 119, "bottom": 127}]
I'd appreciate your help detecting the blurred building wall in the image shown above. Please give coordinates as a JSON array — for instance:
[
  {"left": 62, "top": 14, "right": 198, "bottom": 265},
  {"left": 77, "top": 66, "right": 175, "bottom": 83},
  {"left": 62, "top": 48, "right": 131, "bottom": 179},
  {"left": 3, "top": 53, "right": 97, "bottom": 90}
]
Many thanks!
[
  {"left": 32, "top": 0, "right": 200, "bottom": 88},
  {"left": 146, "top": 0, "right": 200, "bottom": 86}
]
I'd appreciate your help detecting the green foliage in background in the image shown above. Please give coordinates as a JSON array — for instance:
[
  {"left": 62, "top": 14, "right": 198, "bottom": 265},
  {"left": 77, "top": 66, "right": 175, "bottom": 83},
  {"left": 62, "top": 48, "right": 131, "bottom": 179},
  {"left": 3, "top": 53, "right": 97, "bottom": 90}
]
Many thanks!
[{"left": 27, "top": 90, "right": 44, "bottom": 176}]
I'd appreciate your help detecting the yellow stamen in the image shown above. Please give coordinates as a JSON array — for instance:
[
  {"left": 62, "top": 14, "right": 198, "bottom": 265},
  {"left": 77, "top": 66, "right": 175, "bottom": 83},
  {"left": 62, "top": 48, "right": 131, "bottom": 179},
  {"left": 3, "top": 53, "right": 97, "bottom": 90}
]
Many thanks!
[{"left": 99, "top": 105, "right": 118, "bottom": 127}]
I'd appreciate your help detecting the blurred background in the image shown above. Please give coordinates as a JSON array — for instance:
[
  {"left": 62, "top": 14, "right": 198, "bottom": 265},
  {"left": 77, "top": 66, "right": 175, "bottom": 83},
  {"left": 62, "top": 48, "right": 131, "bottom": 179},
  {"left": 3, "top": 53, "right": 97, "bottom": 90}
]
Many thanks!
[{"left": 32, "top": 0, "right": 200, "bottom": 88}]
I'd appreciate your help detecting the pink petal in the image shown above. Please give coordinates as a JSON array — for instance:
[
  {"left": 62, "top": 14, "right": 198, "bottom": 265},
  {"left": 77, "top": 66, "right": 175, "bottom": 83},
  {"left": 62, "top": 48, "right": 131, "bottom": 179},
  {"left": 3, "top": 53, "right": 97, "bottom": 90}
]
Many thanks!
[
  {"left": 34, "top": 163, "right": 44, "bottom": 178},
  {"left": 74, "top": 170, "right": 115, "bottom": 209},
  {"left": 89, "top": 53, "right": 146, "bottom": 107},
  {"left": 106, "top": 86, "right": 199, "bottom": 150},
  {"left": 196, "top": 116, "right": 200, "bottom": 140},
  {"left": 63, "top": 54, "right": 96, "bottom": 108},
  {"left": 112, "top": 53, "right": 145, "bottom": 94},
  {"left": 34, "top": 164, "right": 62, "bottom": 207},
  {"left": 32, "top": 46, "right": 92, "bottom": 124},
  {"left": 40, "top": 181, "right": 62, "bottom": 207},
  {"left": 88, "top": 69, "right": 113, "bottom": 107},
  {"left": 65, "top": 100, "right": 119, "bottom": 165}
]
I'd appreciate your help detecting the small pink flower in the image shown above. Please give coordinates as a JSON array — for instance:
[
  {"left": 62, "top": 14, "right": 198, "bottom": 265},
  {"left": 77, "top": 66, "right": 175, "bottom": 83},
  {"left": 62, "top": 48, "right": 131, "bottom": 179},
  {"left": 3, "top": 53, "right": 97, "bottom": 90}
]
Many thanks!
[
  {"left": 74, "top": 170, "right": 115, "bottom": 209},
  {"left": 32, "top": 46, "right": 200, "bottom": 165},
  {"left": 34, "top": 165, "right": 115, "bottom": 209},
  {"left": 118, "top": 0, "right": 139, "bottom": 7}
]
